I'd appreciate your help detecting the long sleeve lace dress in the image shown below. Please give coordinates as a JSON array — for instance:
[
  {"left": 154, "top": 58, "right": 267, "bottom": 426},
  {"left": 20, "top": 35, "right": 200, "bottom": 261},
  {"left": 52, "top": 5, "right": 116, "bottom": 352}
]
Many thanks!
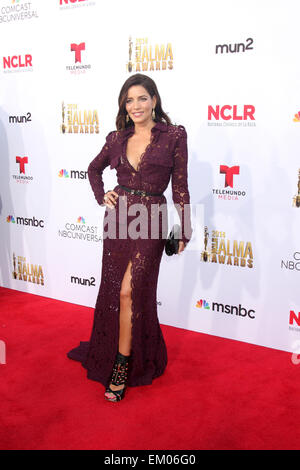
[{"left": 67, "top": 120, "right": 193, "bottom": 387}]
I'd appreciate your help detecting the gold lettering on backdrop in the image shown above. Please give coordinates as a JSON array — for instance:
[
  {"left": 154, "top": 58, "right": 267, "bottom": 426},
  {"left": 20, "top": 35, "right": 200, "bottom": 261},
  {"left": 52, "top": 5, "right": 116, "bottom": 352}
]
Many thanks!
[
  {"left": 293, "top": 169, "right": 300, "bottom": 207},
  {"left": 155, "top": 45, "right": 165, "bottom": 61},
  {"left": 244, "top": 242, "right": 253, "bottom": 260},
  {"left": 233, "top": 240, "right": 244, "bottom": 258},
  {"left": 61, "top": 102, "right": 66, "bottom": 133},
  {"left": 165, "top": 43, "right": 173, "bottom": 60},
  {"left": 12, "top": 255, "right": 44, "bottom": 285},
  {"left": 127, "top": 38, "right": 174, "bottom": 72},
  {"left": 201, "top": 226, "right": 210, "bottom": 262},
  {"left": 141, "top": 47, "right": 149, "bottom": 62},
  {"left": 61, "top": 104, "right": 99, "bottom": 134},
  {"left": 205, "top": 230, "right": 253, "bottom": 268}
]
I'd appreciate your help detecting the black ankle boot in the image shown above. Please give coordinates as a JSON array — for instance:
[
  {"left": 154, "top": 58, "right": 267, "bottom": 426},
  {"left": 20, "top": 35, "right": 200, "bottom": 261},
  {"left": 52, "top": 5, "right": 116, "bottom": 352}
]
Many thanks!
[{"left": 104, "top": 352, "right": 130, "bottom": 402}]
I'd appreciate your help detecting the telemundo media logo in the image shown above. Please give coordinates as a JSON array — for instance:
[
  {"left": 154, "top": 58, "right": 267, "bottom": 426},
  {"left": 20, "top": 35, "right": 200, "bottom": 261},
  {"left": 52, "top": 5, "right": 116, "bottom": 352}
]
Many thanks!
[{"left": 197, "top": 298, "right": 255, "bottom": 319}]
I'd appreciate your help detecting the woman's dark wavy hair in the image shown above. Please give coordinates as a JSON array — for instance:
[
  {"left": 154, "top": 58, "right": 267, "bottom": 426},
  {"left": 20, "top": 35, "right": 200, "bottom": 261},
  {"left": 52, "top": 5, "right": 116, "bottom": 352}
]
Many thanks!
[{"left": 116, "top": 73, "right": 172, "bottom": 131}]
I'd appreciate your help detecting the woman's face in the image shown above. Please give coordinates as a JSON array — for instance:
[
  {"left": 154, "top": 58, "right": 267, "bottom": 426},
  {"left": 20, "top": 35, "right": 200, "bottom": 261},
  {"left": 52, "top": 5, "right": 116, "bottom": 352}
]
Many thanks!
[{"left": 125, "top": 85, "right": 157, "bottom": 126}]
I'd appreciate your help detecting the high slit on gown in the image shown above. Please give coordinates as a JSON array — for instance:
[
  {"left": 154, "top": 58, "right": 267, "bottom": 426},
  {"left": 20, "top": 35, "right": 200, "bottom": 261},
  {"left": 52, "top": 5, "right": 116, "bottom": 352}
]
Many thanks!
[{"left": 67, "top": 121, "right": 192, "bottom": 388}]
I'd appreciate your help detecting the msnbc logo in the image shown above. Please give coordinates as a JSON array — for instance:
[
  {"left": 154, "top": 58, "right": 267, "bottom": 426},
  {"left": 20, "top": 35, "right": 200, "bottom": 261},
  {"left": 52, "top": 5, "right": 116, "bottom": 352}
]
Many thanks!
[
  {"left": 58, "top": 169, "right": 87, "bottom": 179},
  {"left": 196, "top": 298, "right": 255, "bottom": 319},
  {"left": 6, "top": 215, "right": 15, "bottom": 223},
  {"left": 196, "top": 299, "right": 210, "bottom": 309},
  {"left": 58, "top": 169, "right": 69, "bottom": 178}
]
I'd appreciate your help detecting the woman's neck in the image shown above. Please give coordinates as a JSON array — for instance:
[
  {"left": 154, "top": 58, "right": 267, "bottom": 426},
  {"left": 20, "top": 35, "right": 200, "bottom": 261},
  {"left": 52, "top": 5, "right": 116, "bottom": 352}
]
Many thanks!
[{"left": 133, "top": 119, "right": 155, "bottom": 135}]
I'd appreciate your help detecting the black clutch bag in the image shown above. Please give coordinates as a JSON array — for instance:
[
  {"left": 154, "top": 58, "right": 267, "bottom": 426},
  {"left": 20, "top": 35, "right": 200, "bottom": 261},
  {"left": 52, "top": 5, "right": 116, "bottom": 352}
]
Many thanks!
[{"left": 165, "top": 224, "right": 181, "bottom": 256}]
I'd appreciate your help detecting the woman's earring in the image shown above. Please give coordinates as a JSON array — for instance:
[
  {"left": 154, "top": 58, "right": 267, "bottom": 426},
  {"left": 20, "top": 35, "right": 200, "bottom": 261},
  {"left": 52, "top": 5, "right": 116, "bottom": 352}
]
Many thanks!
[
  {"left": 152, "top": 108, "right": 156, "bottom": 120},
  {"left": 126, "top": 114, "right": 130, "bottom": 123}
]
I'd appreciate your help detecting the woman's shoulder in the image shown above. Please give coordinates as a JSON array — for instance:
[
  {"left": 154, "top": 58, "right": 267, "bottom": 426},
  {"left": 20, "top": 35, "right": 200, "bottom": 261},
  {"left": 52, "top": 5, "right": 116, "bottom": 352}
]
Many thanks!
[
  {"left": 105, "top": 129, "right": 123, "bottom": 145},
  {"left": 107, "top": 127, "right": 138, "bottom": 143},
  {"left": 165, "top": 123, "right": 187, "bottom": 139},
  {"left": 105, "top": 123, "right": 187, "bottom": 143},
  {"left": 106, "top": 129, "right": 118, "bottom": 139}
]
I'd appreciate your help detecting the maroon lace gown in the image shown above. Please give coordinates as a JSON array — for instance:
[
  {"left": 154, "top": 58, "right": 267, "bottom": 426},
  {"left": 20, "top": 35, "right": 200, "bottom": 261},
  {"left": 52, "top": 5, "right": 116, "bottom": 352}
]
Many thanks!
[{"left": 67, "top": 121, "right": 192, "bottom": 387}]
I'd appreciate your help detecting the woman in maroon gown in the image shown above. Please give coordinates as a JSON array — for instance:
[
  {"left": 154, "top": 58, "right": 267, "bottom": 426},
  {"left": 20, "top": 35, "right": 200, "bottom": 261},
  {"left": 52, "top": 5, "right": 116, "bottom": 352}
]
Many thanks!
[{"left": 67, "top": 73, "right": 193, "bottom": 401}]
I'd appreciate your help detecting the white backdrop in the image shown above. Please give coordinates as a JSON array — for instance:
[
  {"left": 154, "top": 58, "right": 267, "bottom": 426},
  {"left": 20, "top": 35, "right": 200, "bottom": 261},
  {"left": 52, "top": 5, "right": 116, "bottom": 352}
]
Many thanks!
[{"left": 0, "top": 0, "right": 299, "bottom": 354}]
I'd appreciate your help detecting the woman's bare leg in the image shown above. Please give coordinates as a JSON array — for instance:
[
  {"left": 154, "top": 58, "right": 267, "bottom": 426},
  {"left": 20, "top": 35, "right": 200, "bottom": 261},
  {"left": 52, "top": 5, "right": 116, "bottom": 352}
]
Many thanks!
[
  {"left": 118, "top": 259, "right": 133, "bottom": 356},
  {"left": 105, "top": 260, "right": 133, "bottom": 397}
]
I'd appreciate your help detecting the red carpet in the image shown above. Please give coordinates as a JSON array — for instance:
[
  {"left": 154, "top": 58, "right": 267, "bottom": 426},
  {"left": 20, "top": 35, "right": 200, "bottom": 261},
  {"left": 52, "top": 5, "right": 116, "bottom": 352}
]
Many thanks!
[{"left": 0, "top": 286, "right": 300, "bottom": 450}]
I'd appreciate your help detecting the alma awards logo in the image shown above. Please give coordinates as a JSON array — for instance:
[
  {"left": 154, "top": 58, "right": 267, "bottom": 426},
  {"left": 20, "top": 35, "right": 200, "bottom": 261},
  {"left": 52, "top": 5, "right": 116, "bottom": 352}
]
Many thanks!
[
  {"left": 12, "top": 253, "right": 44, "bottom": 285},
  {"left": 61, "top": 101, "right": 99, "bottom": 134},
  {"left": 201, "top": 227, "right": 254, "bottom": 268},
  {"left": 126, "top": 36, "right": 173, "bottom": 73},
  {"left": 292, "top": 169, "right": 300, "bottom": 208}
]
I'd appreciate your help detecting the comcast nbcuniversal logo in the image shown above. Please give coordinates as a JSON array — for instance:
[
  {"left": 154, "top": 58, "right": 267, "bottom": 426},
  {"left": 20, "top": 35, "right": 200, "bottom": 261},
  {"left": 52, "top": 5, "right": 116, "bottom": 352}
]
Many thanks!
[
  {"left": 0, "top": 1, "right": 38, "bottom": 23},
  {"left": 57, "top": 216, "right": 101, "bottom": 242},
  {"left": 196, "top": 298, "right": 255, "bottom": 319}
]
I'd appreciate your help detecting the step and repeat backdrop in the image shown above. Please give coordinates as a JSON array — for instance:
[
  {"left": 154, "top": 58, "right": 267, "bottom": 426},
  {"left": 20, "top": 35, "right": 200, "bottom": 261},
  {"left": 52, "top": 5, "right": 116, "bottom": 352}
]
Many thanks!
[{"left": 0, "top": 0, "right": 299, "bottom": 354}]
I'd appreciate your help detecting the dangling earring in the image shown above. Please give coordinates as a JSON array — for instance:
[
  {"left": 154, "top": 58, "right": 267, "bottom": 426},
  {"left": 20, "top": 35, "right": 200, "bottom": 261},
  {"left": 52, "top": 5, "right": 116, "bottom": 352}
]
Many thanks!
[
  {"left": 126, "top": 114, "right": 129, "bottom": 123},
  {"left": 152, "top": 108, "right": 156, "bottom": 120}
]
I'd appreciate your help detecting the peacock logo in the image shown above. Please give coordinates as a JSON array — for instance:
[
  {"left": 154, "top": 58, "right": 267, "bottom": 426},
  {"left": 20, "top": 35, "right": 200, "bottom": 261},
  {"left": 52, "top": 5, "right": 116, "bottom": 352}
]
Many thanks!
[
  {"left": 196, "top": 299, "right": 210, "bottom": 309},
  {"left": 77, "top": 216, "right": 85, "bottom": 224},
  {"left": 293, "top": 111, "right": 300, "bottom": 123},
  {"left": 58, "top": 169, "right": 69, "bottom": 178},
  {"left": 6, "top": 215, "right": 15, "bottom": 223}
]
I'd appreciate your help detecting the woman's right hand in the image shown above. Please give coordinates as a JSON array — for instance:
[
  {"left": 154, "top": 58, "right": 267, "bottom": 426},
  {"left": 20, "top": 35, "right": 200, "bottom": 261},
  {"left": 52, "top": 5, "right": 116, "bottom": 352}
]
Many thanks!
[{"left": 103, "top": 190, "right": 119, "bottom": 208}]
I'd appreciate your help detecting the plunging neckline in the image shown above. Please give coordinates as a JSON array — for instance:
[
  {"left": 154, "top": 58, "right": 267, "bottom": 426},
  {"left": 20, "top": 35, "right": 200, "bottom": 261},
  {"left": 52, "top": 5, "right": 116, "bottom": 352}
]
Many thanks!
[{"left": 124, "top": 128, "right": 155, "bottom": 173}]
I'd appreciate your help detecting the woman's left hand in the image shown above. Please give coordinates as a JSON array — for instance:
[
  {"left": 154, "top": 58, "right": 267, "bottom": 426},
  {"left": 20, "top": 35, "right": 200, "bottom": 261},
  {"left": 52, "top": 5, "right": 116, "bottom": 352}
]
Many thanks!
[{"left": 178, "top": 241, "right": 185, "bottom": 254}]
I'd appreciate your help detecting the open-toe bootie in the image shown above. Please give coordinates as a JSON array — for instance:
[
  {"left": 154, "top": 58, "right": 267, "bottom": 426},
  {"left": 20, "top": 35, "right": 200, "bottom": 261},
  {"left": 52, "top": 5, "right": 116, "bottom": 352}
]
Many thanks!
[{"left": 104, "top": 352, "right": 130, "bottom": 402}]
